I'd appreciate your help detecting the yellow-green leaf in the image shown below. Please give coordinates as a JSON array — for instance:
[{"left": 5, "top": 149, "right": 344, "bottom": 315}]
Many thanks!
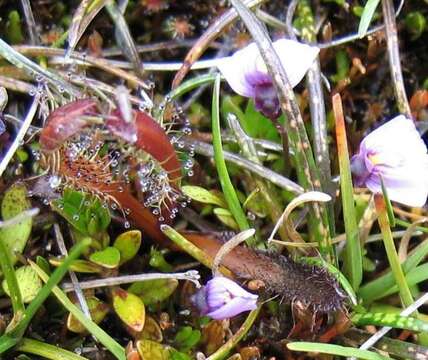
[
  {"left": 113, "top": 230, "right": 141, "bottom": 264},
  {"left": 113, "top": 288, "right": 146, "bottom": 332},
  {"left": 128, "top": 279, "right": 178, "bottom": 306},
  {"left": 181, "top": 186, "right": 227, "bottom": 208},
  {"left": 0, "top": 184, "right": 32, "bottom": 263},
  {"left": 2, "top": 265, "right": 42, "bottom": 303},
  {"left": 90, "top": 247, "right": 120, "bottom": 269},
  {"left": 136, "top": 340, "right": 170, "bottom": 360},
  {"left": 67, "top": 296, "right": 110, "bottom": 333}
]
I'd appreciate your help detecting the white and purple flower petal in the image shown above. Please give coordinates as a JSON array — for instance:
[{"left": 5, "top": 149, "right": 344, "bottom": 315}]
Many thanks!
[
  {"left": 207, "top": 296, "right": 257, "bottom": 320},
  {"left": 216, "top": 39, "right": 319, "bottom": 119},
  {"left": 351, "top": 115, "right": 428, "bottom": 207},
  {"left": 191, "top": 276, "right": 258, "bottom": 320}
]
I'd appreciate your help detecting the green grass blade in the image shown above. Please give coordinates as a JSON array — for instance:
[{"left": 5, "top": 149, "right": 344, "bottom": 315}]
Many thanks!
[
  {"left": 374, "top": 195, "right": 428, "bottom": 345},
  {"left": 352, "top": 312, "right": 428, "bottom": 333},
  {"left": 287, "top": 342, "right": 389, "bottom": 360},
  {"left": 0, "top": 38, "right": 79, "bottom": 96},
  {"left": 229, "top": 0, "right": 332, "bottom": 259},
  {"left": 29, "top": 262, "right": 126, "bottom": 360},
  {"left": 0, "top": 228, "right": 24, "bottom": 316},
  {"left": 0, "top": 239, "right": 91, "bottom": 354},
  {"left": 374, "top": 195, "right": 414, "bottom": 307},
  {"left": 379, "top": 263, "right": 428, "bottom": 299},
  {"left": 358, "top": 0, "right": 381, "bottom": 38},
  {"left": 16, "top": 338, "right": 88, "bottom": 360},
  {"left": 359, "top": 238, "right": 428, "bottom": 302},
  {"left": 105, "top": 1, "right": 143, "bottom": 78},
  {"left": 333, "top": 93, "right": 362, "bottom": 290},
  {"left": 211, "top": 74, "right": 252, "bottom": 244}
]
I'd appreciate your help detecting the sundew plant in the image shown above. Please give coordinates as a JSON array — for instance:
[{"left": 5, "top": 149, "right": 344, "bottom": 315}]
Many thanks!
[{"left": 0, "top": 0, "right": 428, "bottom": 359}]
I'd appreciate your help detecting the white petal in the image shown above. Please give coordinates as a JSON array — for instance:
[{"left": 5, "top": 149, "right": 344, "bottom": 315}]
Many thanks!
[
  {"left": 366, "top": 163, "right": 428, "bottom": 207},
  {"left": 216, "top": 42, "right": 260, "bottom": 97},
  {"left": 362, "top": 115, "right": 427, "bottom": 162},
  {"left": 211, "top": 277, "right": 258, "bottom": 300},
  {"left": 217, "top": 39, "right": 319, "bottom": 97},
  {"left": 270, "top": 39, "right": 320, "bottom": 87},
  {"left": 207, "top": 296, "right": 257, "bottom": 320}
]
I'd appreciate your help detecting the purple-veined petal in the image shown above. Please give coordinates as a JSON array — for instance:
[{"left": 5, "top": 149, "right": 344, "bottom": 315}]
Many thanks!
[
  {"left": 217, "top": 42, "right": 260, "bottom": 97},
  {"left": 366, "top": 163, "right": 428, "bottom": 207},
  {"left": 217, "top": 39, "right": 319, "bottom": 98},
  {"left": 361, "top": 115, "right": 427, "bottom": 161},
  {"left": 355, "top": 115, "right": 428, "bottom": 207},
  {"left": 350, "top": 154, "right": 371, "bottom": 187},
  {"left": 206, "top": 296, "right": 258, "bottom": 320},
  {"left": 191, "top": 287, "right": 209, "bottom": 315},
  {"left": 208, "top": 277, "right": 258, "bottom": 299}
]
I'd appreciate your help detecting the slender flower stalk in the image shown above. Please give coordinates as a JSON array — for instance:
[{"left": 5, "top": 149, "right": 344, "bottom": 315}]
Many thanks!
[
  {"left": 351, "top": 115, "right": 428, "bottom": 207},
  {"left": 217, "top": 38, "right": 319, "bottom": 119}
]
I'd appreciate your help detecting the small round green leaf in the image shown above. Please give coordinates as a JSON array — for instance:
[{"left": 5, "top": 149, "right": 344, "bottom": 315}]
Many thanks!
[
  {"left": 140, "top": 316, "right": 163, "bottom": 342},
  {"left": 89, "top": 247, "right": 120, "bottom": 269},
  {"left": 213, "top": 208, "right": 239, "bottom": 230}
]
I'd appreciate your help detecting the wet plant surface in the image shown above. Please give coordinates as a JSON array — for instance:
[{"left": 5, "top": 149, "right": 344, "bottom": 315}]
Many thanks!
[{"left": 0, "top": 0, "right": 428, "bottom": 359}]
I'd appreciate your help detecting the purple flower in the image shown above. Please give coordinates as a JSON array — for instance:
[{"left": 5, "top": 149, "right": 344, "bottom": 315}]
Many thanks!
[
  {"left": 217, "top": 39, "right": 319, "bottom": 119},
  {"left": 351, "top": 115, "right": 428, "bottom": 207},
  {"left": 191, "top": 276, "right": 258, "bottom": 320}
]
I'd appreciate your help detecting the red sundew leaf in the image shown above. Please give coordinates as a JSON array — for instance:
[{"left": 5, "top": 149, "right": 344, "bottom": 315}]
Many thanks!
[
  {"left": 106, "top": 113, "right": 138, "bottom": 144},
  {"left": 39, "top": 99, "right": 99, "bottom": 152},
  {"left": 110, "top": 187, "right": 171, "bottom": 246},
  {"left": 109, "top": 110, "right": 181, "bottom": 184}
]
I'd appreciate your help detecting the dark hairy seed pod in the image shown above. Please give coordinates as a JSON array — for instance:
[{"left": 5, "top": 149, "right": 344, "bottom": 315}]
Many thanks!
[
  {"left": 259, "top": 251, "right": 346, "bottom": 313},
  {"left": 183, "top": 232, "right": 347, "bottom": 313}
]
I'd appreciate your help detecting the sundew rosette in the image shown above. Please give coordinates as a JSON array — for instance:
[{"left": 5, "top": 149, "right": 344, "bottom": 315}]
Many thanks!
[
  {"left": 351, "top": 115, "right": 428, "bottom": 207},
  {"left": 37, "top": 98, "right": 194, "bottom": 229},
  {"left": 216, "top": 39, "right": 319, "bottom": 119}
]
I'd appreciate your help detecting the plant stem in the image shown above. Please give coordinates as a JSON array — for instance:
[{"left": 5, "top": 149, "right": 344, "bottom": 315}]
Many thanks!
[
  {"left": 211, "top": 74, "right": 253, "bottom": 244},
  {"left": 381, "top": 0, "right": 411, "bottom": 117},
  {"left": 333, "top": 94, "right": 362, "bottom": 290},
  {"left": 160, "top": 225, "right": 232, "bottom": 277},
  {"left": 227, "top": 114, "right": 288, "bottom": 243},
  {"left": 374, "top": 195, "right": 414, "bottom": 307},
  {"left": 229, "top": 0, "right": 333, "bottom": 260},
  {"left": 183, "top": 138, "right": 303, "bottom": 194},
  {"left": 207, "top": 307, "right": 261, "bottom": 360},
  {"left": 295, "top": 0, "right": 335, "bottom": 233}
]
